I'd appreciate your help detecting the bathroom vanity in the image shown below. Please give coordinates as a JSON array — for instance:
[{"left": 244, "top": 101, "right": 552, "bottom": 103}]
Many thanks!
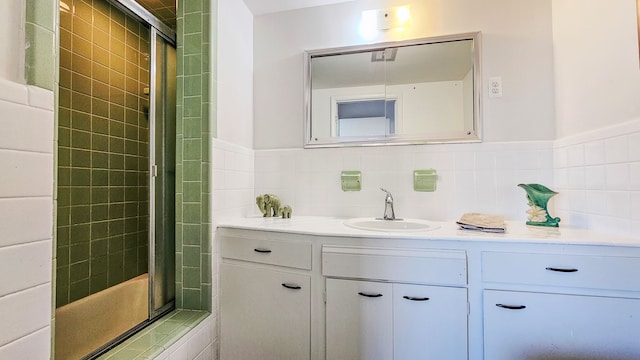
[{"left": 217, "top": 217, "right": 640, "bottom": 360}]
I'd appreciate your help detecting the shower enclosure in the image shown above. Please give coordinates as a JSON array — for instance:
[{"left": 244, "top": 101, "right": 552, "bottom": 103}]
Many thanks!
[{"left": 55, "top": 0, "right": 176, "bottom": 358}]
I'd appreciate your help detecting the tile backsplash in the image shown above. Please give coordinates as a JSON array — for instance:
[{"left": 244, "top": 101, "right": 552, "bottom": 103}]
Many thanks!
[
  {"left": 254, "top": 142, "right": 555, "bottom": 222},
  {"left": 554, "top": 118, "right": 640, "bottom": 238}
]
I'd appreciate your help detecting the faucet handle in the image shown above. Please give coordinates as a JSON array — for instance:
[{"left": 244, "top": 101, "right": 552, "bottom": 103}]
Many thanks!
[{"left": 380, "top": 187, "right": 390, "bottom": 195}]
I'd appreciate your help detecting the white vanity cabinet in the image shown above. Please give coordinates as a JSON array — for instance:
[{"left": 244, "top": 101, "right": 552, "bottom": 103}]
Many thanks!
[
  {"left": 323, "top": 245, "right": 469, "bottom": 360},
  {"left": 219, "top": 231, "right": 312, "bottom": 360},
  {"left": 482, "top": 251, "right": 640, "bottom": 360}
]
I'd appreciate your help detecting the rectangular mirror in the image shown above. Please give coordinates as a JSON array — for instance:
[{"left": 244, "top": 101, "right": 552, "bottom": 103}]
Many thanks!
[{"left": 304, "top": 32, "right": 482, "bottom": 148}]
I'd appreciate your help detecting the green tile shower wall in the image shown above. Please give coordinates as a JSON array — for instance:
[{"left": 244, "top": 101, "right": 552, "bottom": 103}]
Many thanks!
[
  {"left": 25, "top": 0, "right": 57, "bottom": 90},
  {"left": 56, "top": 0, "right": 150, "bottom": 307},
  {"left": 175, "top": 0, "right": 213, "bottom": 311}
]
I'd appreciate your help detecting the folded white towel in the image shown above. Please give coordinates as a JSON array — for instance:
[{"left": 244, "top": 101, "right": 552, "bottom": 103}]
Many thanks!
[{"left": 456, "top": 213, "right": 506, "bottom": 233}]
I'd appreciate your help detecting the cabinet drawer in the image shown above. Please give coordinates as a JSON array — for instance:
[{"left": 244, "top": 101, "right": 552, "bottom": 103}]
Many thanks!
[
  {"left": 482, "top": 252, "right": 640, "bottom": 291},
  {"left": 322, "top": 246, "right": 467, "bottom": 286},
  {"left": 221, "top": 236, "right": 312, "bottom": 270}
]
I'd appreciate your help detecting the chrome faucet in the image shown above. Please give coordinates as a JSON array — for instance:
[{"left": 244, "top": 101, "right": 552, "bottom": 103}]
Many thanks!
[{"left": 380, "top": 188, "right": 396, "bottom": 220}]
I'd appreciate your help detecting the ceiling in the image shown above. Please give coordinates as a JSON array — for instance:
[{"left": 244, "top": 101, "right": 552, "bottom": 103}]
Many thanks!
[{"left": 242, "top": 0, "right": 355, "bottom": 15}]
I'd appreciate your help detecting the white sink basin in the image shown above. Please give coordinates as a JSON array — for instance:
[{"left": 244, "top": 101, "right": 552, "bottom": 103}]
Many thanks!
[{"left": 344, "top": 218, "right": 439, "bottom": 232}]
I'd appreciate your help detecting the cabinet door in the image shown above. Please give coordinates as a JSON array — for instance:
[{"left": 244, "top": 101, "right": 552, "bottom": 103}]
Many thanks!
[
  {"left": 484, "top": 290, "right": 640, "bottom": 360},
  {"left": 325, "top": 278, "right": 393, "bottom": 360},
  {"left": 393, "top": 284, "right": 468, "bottom": 359},
  {"left": 220, "top": 263, "right": 310, "bottom": 360}
]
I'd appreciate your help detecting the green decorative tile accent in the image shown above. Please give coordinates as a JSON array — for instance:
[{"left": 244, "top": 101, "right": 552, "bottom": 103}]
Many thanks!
[
  {"left": 25, "top": 0, "right": 56, "bottom": 90},
  {"left": 413, "top": 169, "right": 438, "bottom": 192},
  {"left": 341, "top": 171, "right": 362, "bottom": 191}
]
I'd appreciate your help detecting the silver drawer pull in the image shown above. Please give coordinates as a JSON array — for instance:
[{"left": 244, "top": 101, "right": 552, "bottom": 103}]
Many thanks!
[
  {"left": 358, "top": 292, "right": 383, "bottom": 298},
  {"left": 545, "top": 267, "right": 578, "bottom": 273},
  {"left": 281, "top": 283, "right": 301, "bottom": 290},
  {"left": 254, "top": 248, "right": 272, "bottom": 253},
  {"left": 403, "top": 296, "right": 430, "bottom": 301},
  {"left": 496, "top": 304, "right": 526, "bottom": 310}
]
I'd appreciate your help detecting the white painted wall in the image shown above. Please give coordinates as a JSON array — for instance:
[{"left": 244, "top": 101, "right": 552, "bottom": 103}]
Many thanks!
[
  {"left": 253, "top": 0, "right": 555, "bottom": 149},
  {"left": 0, "top": 0, "right": 25, "bottom": 83},
  {"left": 552, "top": 0, "right": 640, "bottom": 237},
  {"left": 216, "top": 0, "right": 254, "bottom": 148},
  {"left": 553, "top": 0, "right": 640, "bottom": 138}
]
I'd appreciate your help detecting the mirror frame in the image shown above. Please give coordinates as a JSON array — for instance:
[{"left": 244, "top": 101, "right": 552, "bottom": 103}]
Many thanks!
[{"left": 303, "top": 32, "right": 482, "bottom": 148}]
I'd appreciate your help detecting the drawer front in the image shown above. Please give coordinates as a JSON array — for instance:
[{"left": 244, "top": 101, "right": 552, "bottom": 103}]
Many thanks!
[
  {"left": 221, "top": 236, "right": 312, "bottom": 270},
  {"left": 482, "top": 252, "right": 640, "bottom": 291},
  {"left": 322, "top": 246, "right": 467, "bottom": 286}
]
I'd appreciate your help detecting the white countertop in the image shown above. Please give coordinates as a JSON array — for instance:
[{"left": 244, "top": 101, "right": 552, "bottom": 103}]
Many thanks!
[{"left": 216, "top": 216, "right": 640, "bottom": 247}]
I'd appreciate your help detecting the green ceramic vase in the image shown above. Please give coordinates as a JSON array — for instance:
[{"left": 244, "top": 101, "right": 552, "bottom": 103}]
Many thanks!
[{"left": 517, "top": 183, "right": 561, "bottom": 227}]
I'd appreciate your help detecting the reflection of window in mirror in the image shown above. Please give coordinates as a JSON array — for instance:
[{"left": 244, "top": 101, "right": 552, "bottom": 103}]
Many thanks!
[{"left": 333, "top": 98, "right": 397, "bottom": 137}]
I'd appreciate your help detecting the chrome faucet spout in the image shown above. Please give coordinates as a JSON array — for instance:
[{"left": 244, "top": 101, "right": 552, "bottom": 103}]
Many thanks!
[{"left": 380, "top": 188, "right": 396, "bottom": 220}]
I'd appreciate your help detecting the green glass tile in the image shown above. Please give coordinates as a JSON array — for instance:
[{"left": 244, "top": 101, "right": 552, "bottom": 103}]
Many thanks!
[
  {"left": 92, "top": 134, "right": 109, "bottom": 152},
  {"left": 59, "top": 88, "right": 71, "bottom": 109},
  {"left": 71, "top": 91, "right": 92, "bottom": 113},
  {"left": 201, "top": 284, "right": 211, "bottom": 311},
  {"left": 184, "top": 34, "right": 203, "bottom": 56},
  {"left": 183, "top": 54, "right": 202, "bottom": 76},
  {"left": 124, "top": 172, "right": 138, "bottom": 187},
  {"left": 69, "top": 224, "right": 90, "bottom": 244},
  {"left": 90, "top": 272, "right": 108, "bottom": 293},
  {"left": 106, "top": 348, "right": 144, "bottom": 360},
  {"left": 182, "top": 161, "right": 201, "bottom": 182},
  {"left": 91, "top": 255, "right": 108, "bottom": 275},
  {"left": 183, "top": 75, "right": 202, "bottom": 97},
  {"left": 110, "top": 137, "right": 125, "bottom": 154},
  {"left": 57, "top": 225, "right": 70, "bottom": 247},
  {"left": 71, "top": 205, "right": 91, "bottom": 225},
  {"left": 56, "top": 244, "right": 70, "bottom": 267},
  {"left": 72, "top": 53, "right": 92, "bottom": 77},
  {"left": 182, "top": 288, "right": 201, "bottom": 310},
  {"left": 57, "top": 206, "right": 71, "bottom": 227},
  {"left": 92, "top": 152, "right": 109, "bottom": 169},
  {"left": 183, "top": 118, "right": 201, "bottom": 138},
  {"left": 109, "top": 170, "right": 125, "bottom": 186},
  {"left": 125, "top": 45, "right": 139, "bottom": 65},
  {"left": 109, "top": 203, "right": 125, "bottom": 219},
  {"left": 59, "top": 107, "right": 71, "bottom": 128},
  {"left": 201, "top": 254, "right": 211, "bottom": 283},
  {"left": 183, "top": 96, "right": 202, "bottom": 118},
  {"left": 58, "top": 147, "right": 71, "bottom": 167},
  {"left": 124, "top": 187, "right": 139, "bottom": 202},
  {"left": 58, "top": 166, "right": 71, "bottom": 186},
  {"left": 124, "top": 232, "right": 138, "bottom": 249},
  {"left": 72, "top": 34, "right": 92, "bottom": 60},
  {"left": 182, "top": 203, "right": 201, "bottom": 224},
  {"left": 93, "top": 79, "right": 110, "bottom": 101},
  {"left": 71, "top": 168, "right": 91, "bottom": 186},
  {"left": 69, "top": 261, "right": 89, "bottom": 282},
  {"left": 59, "top": 4, "right": 72, "bottom": 30},
  {"left": 92, "top": 116, "right": 109, "bottom": 135},
  {"left": 108, "top": 255, "right": 124, "bottom": 286},
  {"left": 69, "top": 278, "right": 90, "bottom": 302},
  {"left": 93, "top": 12, "right": 110, "bottom": 36},
  {"left": 91, "top": 204, "right": 109, "bottom": 221},
  {"left": 71, "top": 111, "right": 91, "bottom": 132},
  {"left": 93, "top": 62, "right": 110, "bottom": 84},
  {"left": 125, "top": 124, "right": 138, "bottom": 140},
  {"left": 92, "top": 99, "right": 109, "bottom": 118},
  {"left": 125, "top": 92, "right": 138, "bottom": 110},
  {"left": 124, "top": 140, "right": 138, "bottom": 156},
  {"left": 183, "top": 246, "right": 200, "bottom": 267},
  {"left": 109, "top": 187, "right": 125, "bottom": 203},
  {"left": 74, "top": 0, "right": 92, "bottom": 23},
  {"left": 110, "top": 83, "right": 126, "bottom": 104},
  {"left": 183, "top": 13, "right": 202, "bottom": 35},
  {"left": 110, "top": 154, "right": 124, "bottom": 170},
  {"left": 110, "top": 104, "right": 125, "bottom": 122},
  {"left": 124, "top": 249, "right": 138, "bottom": 278},
  {"left": 184, "top": 0, "right": 203, "bottom": 14},
  {"left": 72, "top": 16, "right": 92, "bottom": 41},
  {"left": 71, "top": 149, "right": 91, "bottom": 167},
  {"left": 125, "top": 108, "right": 139, "bottom": 125},
  {"left": 91, "top": 238, "right": 109, "bottom": 257},
  {"left": 59, "top": 68, "right": 71, "bottom": 89},
  {"left": 111, "top": 38, "right": 126, "bottom": 58},
  {"left": 183, "top": 182, "right": 201, "bottom": 202},
  {"left": 24, "top": 23, "right": 55, "bottom": 90},
  {"left": 91, "top": 187, "right": 109, "bottom": 205},
  {"left": 60, "top": 29, "right": 72, "bottom": 52},
  {"left": 70, "top": 242, "right": 90, "bottom": 263},
  {"left": 109, "top": 220, "right": 125, "bottom": 237},
  {"left": 68, "top": 187, "right": 89, "bottom": 206},
  {"left": 182, "top": 224, "right": 201, "bottom": 246}
]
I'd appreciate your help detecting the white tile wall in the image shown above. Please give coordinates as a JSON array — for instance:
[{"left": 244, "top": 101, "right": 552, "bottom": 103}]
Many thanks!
[
  {"left": 254, "top": 142, "right": 555, "bottom": 222},
  {"left": 554, "top": 117, "right": 640, "bottom": 238},
  {"left": 0, "top": 80, "right": 54, "bottom": 358},
  {"left": 210, "top": 138, "right": 255, "bottom": 359}
]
